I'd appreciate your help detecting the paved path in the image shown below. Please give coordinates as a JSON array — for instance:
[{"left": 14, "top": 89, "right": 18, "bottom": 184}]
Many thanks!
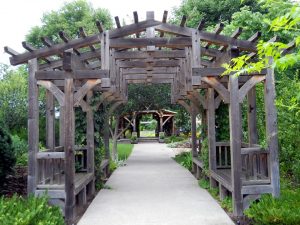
[{"left": 78, "top": 143, "right": 234, "bottom": 225}]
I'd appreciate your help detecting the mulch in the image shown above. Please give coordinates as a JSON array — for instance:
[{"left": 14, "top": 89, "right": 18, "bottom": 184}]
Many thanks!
[{"left": 0, "top": 166, "right": 27, "bottom": 197}]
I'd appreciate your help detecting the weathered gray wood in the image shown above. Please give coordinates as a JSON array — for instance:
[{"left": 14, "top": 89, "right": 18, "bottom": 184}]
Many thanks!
[
  {"left": 118, "top": 60, "right": 180, "bottom": 68},
  {"left": 64, "top": 77, "right": 75, "bottom": 224},
  {"left": 37, "top": 81, "right": 65, "bottom": 106},
  {"left": 114, "top": 50, "right": 186, "bottom": 59},
  {"left": 28, "top": 59, "right": 39, "bottom": 195},
  {"left": 207, "top": 88, "right": 216, "bottom": 178},
  {"left": 264, "top": 58, "right": 280, "bottom": 197},
  {"left": 247, "top": 87, "right": 258, "bottom": 145},
  {"left": 110, "top": 37, "right": 192, "bottom": 48},
  {"left": 191, "top": 104, "right": 198, "bottom": 169},
  {"left": 46, "top": 91, "right": 55, "bottom": 150},
  {"left": 103, "top": 103, "right": 110, "bottom": 159},
  {"left": 229, "top": 73, "right": 243, "bottom": 216},
  {"left": 238, "top": 76, "right": 266, "bottom": 103},
  {"left": 86, "top": 91, "right": 94, "bottom": 174},
  {"left": 146, "top": 11, "right": 155, "bottom": 51},
  {"left": 36, "top": 70, "right": 109, "bottom": 80},
  {"left": 37, "top": 152, "right": 65, "bottom": 159},
  {"left": 241, "top": 185, "right": 273, "bottom": 195},
  {"left": 201, "top": 77, "right": 230, "bottom": 103}
]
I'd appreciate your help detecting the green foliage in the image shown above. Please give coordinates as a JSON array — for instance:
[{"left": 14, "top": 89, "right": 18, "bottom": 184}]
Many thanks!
[
  {"left": 0, "top": 195, "right": 64, "bottom": 225},
  {"left": 174, "top": 105, "right": 191, "bottom": 135},
  {"left": 220, "top": 197, "right": 233, "bottom": 213},
  {"left": 245, "top": 188, "right": 300, "bottom": 225},
  {"left": 0, "top": 65, "right": 28, "bottom": 138},
  {"left": 164, "top": 135, "right": 185, "bottom": 144},
  {"left": 174, "top": 152, "right": 192, "bottom": 171},
  {"left": 0, "top": 127, "right": 16, "bottom": 186},
  {"left": 26, "top": 0, "right": 113, "bottom": 47},
  {"left": 94, "top": 144, "right": 105, "bottom": 190},
  {"left": 199, "top": 138, "right": 209, "bottom": 173},
  {"left": 171, "top": 0, "right": 263, "bottom": 28},
  {"left": 124, "top": 130, "right": 132, "bottom": 139},
  {"left": 11, "top": 135, "right": 28, "bottom": 166},
  {"left": 115, "top": 143, "right": 134, "bottom": 161}
]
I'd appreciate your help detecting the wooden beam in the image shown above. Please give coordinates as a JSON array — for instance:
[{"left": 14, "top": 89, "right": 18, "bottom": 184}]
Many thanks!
[
  {"left": 118, "top": 59, "right": 180, "bottom": 68},
  {"left": 64, "top": 77, "right": 76, "bottom": 224},
  {"left": 247, "top": 87, "right": 258, "bottom": 145},
  {"left": 229, "top": 73, "right": 243, "bottom": 216},
  {"left": 95, "top": 20, "right": 104, "bottom": 33},
  {"left": 180, "top": 15, "right": 187, "bottom": 27},
  {"left": 4, "top": 46, "right": 19, "bottom": 56},
  {"left": 27, "top": 59, "right": 39, "bottom": 195},
  {"left": 207, "top": 88, "right": 216, "bottom": 173},
  {"left": 36, "top": 69, "right": 108, "bottom": 80},
  {"left": 110, "top": 37, "right": 191, "bottom": 48},
  {"left": 265, "top": 57, "right": 280, "bottom": 197},
  {"left": 114, "top": 16, "right": 121, "bottom": 28},
  {"left": 115, "top": 50, "right": 185, "bottom": 59},
  {"left": 197, "top": 20, "right": 205, "bottom": 31},
  {"left": 46, "top": 91, "right": 55, "bottom": 150}
]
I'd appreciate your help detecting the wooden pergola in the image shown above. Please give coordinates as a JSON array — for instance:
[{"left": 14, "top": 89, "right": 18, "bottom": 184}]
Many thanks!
[{"left": 5, "top": 10, "right": 280, "bottom": 224}]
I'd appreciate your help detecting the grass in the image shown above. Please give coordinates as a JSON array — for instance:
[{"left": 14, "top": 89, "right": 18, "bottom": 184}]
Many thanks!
[
  {"left": 109, "top": 142, "right": 134, "bottom": 161},
  {"left": 139, "top": 130, "right": 156, "bottom": 137}
]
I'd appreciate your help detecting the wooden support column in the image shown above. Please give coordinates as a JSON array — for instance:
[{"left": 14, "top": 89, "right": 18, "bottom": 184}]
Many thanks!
[
  {"left": 103, "top": 103, "right": 110, "bottom": 159},
  {"left": 86, "top": 91, "right": 95, "bottom": 195},
  {"left": 265, "top": 58, "right": 280, "bottom": 197},
  {"left": 63, "top": 51, "right": 76, "bottom": 224},
  {"left": 247, "top": 87, "right": 258, "bottom": 145},
  {"left": 146, "top": 11, "right": 155, "bottom": 51},
  {"left": 159, "top": 116, "right": 163, "bottom": 132},
  {"left": 46, "top": 90, "right": 55, "bottom": 150},
  {"left": 28, "top": 58, "right": 39, "bottom": 195},
  {"left": 59, "top": 106, "right": 65, "bottom": 146},
  {"left": 191, "top": 104, "right": 198, "bottom": 174},
  {"left": 86, "top": 91, "right": 94, "bottom": 172},
  {"left": 229, "top": 74, "right": 243, "bottom": 216},
  {"left": 207, "top": 88, "right": 217, "bottom": 187}
]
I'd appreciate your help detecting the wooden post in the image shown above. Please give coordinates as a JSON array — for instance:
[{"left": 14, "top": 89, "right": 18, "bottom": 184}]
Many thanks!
[
  {"left": 247, "top": 87, "right": 258, "bottom": 145},
  {"left": 103, "top": 103, "right": 110, "bottom": 159},
  {"left": 146, "top": 11, "right": 155, "bottom": 51},
  {"left": 229, "top": 74, "right": 243, "bottom": 216},
  {"left": 28, "top": 58, "right": 39, "bottom": 195},
  {"left": 207, "top": 88, "right": 217, "bottom": 187},
  {"left": 265, "top": 58, "right": 280, "bottom": 197},
  {"left": 86, "top": 91, "right": 94, "bottom": 173},
  {"left": 63, "top": 51, "right": 76, "bottom": 224},
  {"left": 191, "top": 104, "right": 198, "bottom": 158},
  {"left": 46, "top": 90, "right": 55, "bottom": 150},
  {"left": 159, "top": 116, "right": 163, "bottom": 132},
  {"left": 59, "top": 106, "right": 65, "bottom": 146}
]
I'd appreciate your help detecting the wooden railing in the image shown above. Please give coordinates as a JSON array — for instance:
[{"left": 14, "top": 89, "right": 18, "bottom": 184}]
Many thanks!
[
  {"left": 215, "top": 142, "right": 270, "bottom": 185},
  {"left": 36, "top": 145, "right": 88, "bottom": 186},
  {"left": 241, "top": 146, "right": 270, "bottom": 185},
  {"left": 216, "top": 142, "right": 231, "bottom": 169}
]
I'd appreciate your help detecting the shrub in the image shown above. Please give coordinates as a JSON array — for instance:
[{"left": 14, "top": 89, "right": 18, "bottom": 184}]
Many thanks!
[
  {"left": 0, "top": 195, "right": 64, "bottom": 225},
  {"left": 94, "top": 146, "right": 105, "bottom": 190},
  {"left": 164, "top": 135, "right": 185, "bottom": 144},
  {"left": 199, "top": 137, "right": 209, "bottom": 174},
  {"left": 11, "top": 135, "right": 28, "bottom": 166},
  {"left": 0, "top": 127, "right": 16, "bottom": 186},
  {"left": 174, "top": 152, "right": 192, "bottom": 171},
  {"left": 124, "top": 130, "right": 132, "bottom": 139},
  {"left": 245, "top": 188, "right": 300, "bottom": 225}
]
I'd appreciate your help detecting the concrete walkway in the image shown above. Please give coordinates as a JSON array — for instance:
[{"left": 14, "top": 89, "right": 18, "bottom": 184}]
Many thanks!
[{"left": 78, "top": 143, "right": 234, "bottom": 225}]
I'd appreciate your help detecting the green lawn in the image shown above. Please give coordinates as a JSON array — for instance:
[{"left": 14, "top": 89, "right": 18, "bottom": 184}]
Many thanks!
[{"left": 109, "top": 142, "right": 134, "bottom": 161}]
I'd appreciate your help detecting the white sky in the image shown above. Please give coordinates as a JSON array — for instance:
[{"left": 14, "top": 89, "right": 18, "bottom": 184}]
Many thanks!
[{"left": 0, "top": 0, "right": 182, "bottom": 65}]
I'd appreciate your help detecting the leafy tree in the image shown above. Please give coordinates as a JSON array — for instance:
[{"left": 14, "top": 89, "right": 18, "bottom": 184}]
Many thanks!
[
  {"left": 0, "top": 126, "right": 16, "bottom": 187},
  {"left": 0, "top": 65, "right": 28, "bottom": 139},
  {"left": 26, "top": 0, "right": 113, "bottom": 47},
  {"left": 172, "top": 0, "right": 263, "bottom": 27}
]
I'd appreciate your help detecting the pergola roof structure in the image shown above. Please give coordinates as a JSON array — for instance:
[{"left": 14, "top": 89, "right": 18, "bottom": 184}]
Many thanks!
[{"left": 5, "top": 10, "right": 282, "bottom": 225}]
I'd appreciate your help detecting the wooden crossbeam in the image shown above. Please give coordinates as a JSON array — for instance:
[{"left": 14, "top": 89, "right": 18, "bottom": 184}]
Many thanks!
[
  {"left": 122, "top": 67, "right": 177, "bottom": 74},
  {"left": 96, "top": 21, "right": 104, "bottom": 33},
  {"left": 124, "top": 73, "right": 174, "bottom": 79},
  {"left": 114, "top": 50, "right": 186, "bottom": 59},
  {"left": 22, "top": 41, "right": 51, "bottom": 64},
  {"left": 4, "top": 46, "right": 19, "bottom": 56},
  {"left": 192, "top": 67, "right": 267, "bottom": 77},
  {"left": 118, "top": 59, "right": 180, "bottom": 68},
  {"left": 114, "top": 16, "right": 121, "bottom": 28},
  {"left": 133, "top": 11, "right": 140, "bottom": 38},
  {"left": 248, "top": 31, "right": 262, "bottom": 43},
  {"left": 110, "top": 37, "right": 191, "bottom": 48},
  {"left": 204, "top": 23, "right": 224, "bottom": 48},
  {"left": 218, "top": 27, "right": 243, "bottom": 51},
  {"left": 197, "top": 20, "right": 205, "bottom": 31},
  {"left": 79, "top": 27, "right": 96, "bottom": 52},
  {"left": 180, "top": 15, "right": 187, "bottom": 27},
  {"left": 159, "top": 10, "right": 168, "bottom": 49},
  {"left": 36, "top": 69, "right": 109, "bottom": 80},
  {"left": 59, "top": 31, "right": 81, "bottom": 56}
]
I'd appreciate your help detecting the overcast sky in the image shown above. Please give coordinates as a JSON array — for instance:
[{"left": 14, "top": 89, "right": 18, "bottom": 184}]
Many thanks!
[{"left": 0, "top": 0, "right": 182, "bottom": 65}]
